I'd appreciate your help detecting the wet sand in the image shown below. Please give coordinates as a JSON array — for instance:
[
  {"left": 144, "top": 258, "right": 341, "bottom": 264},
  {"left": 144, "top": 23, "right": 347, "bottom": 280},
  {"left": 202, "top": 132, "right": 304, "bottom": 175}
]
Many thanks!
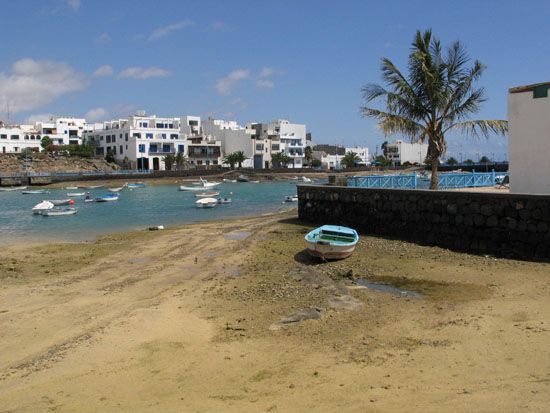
[{"left": 1, "top": 212, "right": 549, "bottom": 412}]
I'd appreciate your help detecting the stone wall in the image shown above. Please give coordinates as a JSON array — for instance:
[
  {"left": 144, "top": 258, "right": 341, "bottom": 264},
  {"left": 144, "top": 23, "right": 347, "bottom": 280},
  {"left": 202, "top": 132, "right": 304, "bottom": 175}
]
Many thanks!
[{"left": 298, "top": 185, "right": 550, "bottom": 260}]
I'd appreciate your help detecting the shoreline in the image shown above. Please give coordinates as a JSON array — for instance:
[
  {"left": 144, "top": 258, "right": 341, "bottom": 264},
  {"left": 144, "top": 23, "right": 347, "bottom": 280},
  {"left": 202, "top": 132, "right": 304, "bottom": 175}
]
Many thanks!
[{"left": 1, "top": 212, "right": 549, "bottom": 411}]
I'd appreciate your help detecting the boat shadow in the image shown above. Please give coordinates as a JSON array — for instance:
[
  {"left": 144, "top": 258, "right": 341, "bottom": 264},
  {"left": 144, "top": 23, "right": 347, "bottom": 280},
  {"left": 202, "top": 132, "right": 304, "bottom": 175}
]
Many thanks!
[{"left": 294, "top": 249, "right": 324, "bottom": 266}]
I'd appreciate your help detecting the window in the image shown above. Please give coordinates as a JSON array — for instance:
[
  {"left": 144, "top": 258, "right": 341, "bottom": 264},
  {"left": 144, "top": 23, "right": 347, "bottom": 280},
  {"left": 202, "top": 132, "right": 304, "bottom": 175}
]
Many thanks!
[
  {"left": 533, "top": 85, "right": 548, "bottom": 99},
  {"left": 100, "top": 136, "right": 104, "bottom": 141},
  {"left": 112, "top": 136, "right": 116, "bottom": 142},
  {"left": 197, "top": 160, "right": 202, "bottom": 165},
  {"left": 146, "top": 133, "right": 153, "bottom": 139},
  {"left": 125, "top": 133, "right": 128, "bottom": 141},
  {"left": 142, "top": 122, "right": 148, "bottom": 128},
  {"left": 10, "top": 135, "right": 19, "bottom": 140},
  {"left": 162, "top": 133, "right": 166, "bottom": 139},
  {"left": 163, "top": 144, "right": 171, "bottom": 153},
  {"left": 24, "top": 135, "right": 29, "bottom": 140},
  {"left": 150, "top": 144, "right": 158, "bottom": 153},
  {"left": 113, "top": 147, "right": 117, "bottom": 155},
  {"left": 156, "top": 123, "right": 164, "bottom": 129},
  {"left": 272, "top": 144, "right": 280, "bottom": 151},
  {"left": 170, "top": 134, "right": 178, "bottom": 140},
  {"left": 168, "top": 124, "right": 174, "bottom": 129},
  {"left": 106, "top": 136, "right": 111, "bottom": 143},
  {"left": 256, "top": 143, "right": 264, "bottom": 151},
  {"left": 178, "top": 144, "right": 184, "bottom": 153},
  {"left": 0, "top": 134, "right": 6, "bottom": 139},
  {"left": 138, "top": 144, "right": 145, "bottom": 153},
  {"left": 133, "top": 133, "right": 141, "bottom": 139},
  {"left": 213, "top": 160, "right": 218, "bottom": 165},
  {"left": 120, "top": 145, "right": 123, "bottom": 154}
]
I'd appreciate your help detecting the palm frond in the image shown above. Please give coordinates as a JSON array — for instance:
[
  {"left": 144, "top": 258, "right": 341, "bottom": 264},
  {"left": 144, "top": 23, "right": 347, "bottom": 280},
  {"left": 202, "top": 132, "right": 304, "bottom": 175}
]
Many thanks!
[
  {"left": 361, "top": 107, "right": 426, "bottom": 140},
  {"left": 446, "top": 119, "right": 508, "bottom": 138}
]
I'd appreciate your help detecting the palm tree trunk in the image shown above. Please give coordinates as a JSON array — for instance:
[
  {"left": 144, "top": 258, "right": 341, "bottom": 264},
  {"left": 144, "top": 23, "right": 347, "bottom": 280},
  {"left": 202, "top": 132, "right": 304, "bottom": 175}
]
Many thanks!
[{"left": 430, "top": 158, "right": 439, "bottom": 190}]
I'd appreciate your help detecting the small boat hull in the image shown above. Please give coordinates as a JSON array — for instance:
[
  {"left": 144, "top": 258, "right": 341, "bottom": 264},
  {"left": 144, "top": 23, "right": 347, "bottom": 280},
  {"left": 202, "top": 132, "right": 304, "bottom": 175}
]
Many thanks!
[
  {"left": 49, "top": 199, "right": 72, "bottom": 206},
  {"left": 195, "top": 191, "right": 220, "bottom": 198},
  {"left": 304, "top": 225, "right": 360, "bottom": 260},
  {"left": 196, "top": 197, "right": 218, "bottom": 208},
  {"left": 0, "top": 186, "right": 27, "bottom": 192},
  {"left": 42, "top": 208, "right": 77, "bottom": 217},
  {"left": 22, "top": 190, "right": 49, "bottom": 195},
  {"left": 107, "top": 187, "right": 124, "bottom": 192}
]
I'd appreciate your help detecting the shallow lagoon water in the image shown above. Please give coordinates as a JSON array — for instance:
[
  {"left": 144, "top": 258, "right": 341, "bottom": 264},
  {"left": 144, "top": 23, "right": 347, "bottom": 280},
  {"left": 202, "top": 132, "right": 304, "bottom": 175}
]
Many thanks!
[{"left": 0, "top": 181, "right": 300, "bottom": 243}]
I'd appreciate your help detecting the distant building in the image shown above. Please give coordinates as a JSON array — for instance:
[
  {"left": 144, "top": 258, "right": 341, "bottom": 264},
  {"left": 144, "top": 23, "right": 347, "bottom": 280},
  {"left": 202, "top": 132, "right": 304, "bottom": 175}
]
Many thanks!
[
  {"left": 345, "top": 146, "right": 370, "bottom": 165},
  {"left": 0, "top": 124, "right": 42, "bottom": 153},
  {"left": 83, "top": 113, "right": 184, "bottom": 170},
  {"left": 508, "top": 82, "right": 550, "bottom": 194},
  {"left": 384, "top": 140, "right": 428, "bottom": 165},
  {"left": 34, "top": 117, "right": 87, "bottom": 145},
  {"left": 201, "top": 119, "right": 255, "bottom": 168}
]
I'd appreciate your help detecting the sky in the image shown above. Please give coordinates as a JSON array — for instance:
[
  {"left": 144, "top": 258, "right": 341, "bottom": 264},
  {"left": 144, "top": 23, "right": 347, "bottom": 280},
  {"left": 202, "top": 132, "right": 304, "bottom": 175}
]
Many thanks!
[{"left": 1, "top": 0, "right": 550, "bottom": 161}]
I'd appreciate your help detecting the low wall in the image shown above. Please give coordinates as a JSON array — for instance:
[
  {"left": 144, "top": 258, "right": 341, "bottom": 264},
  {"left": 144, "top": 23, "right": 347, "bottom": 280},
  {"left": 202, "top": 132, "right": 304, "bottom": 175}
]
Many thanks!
[{"left": 298, "top": 185, "right": 550, "bottom": 260}]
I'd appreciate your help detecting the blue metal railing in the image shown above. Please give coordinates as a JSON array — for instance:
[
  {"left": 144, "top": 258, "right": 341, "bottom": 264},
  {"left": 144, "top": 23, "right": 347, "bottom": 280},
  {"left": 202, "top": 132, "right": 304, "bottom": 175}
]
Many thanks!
[{"left": 349, "top": 170, "right": 509, "bottom": 189}]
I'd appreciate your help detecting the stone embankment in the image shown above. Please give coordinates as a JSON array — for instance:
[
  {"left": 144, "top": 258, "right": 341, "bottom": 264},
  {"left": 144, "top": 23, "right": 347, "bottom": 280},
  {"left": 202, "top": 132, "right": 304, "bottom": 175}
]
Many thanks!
[
  {"left": 298, "top": 185, "right": 550, "bottom": 259},
  {"left": 0, "top": 154, "right": 118, "bottom": 175}
]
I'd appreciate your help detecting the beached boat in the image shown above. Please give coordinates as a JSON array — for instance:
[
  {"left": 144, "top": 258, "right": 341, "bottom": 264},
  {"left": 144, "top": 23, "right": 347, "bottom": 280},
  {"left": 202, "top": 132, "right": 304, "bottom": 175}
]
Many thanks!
[
  {"left": 67, "top": 192, "right": 86, "bottom": 197},
  {"left": 95, "top": 194, "right": 119, "bottom": 202},
  {"left": 22, "top": 190, "right": 49, "bottom": 195},
  {"left": 237, "top": 175, "right": 249, "bottom": 182},
  {"left": 48, "top": 199, "right": 74, "bottom": 206},
  {"left": 42, "top": 207, "right": 77, "bottom": 217},
  {"left": 32, "top": 200, "right": 54, "bottom": 214},
  {"left": 0, "top": 186, "right": 27, "bottom": 192},
  {"left": 284, "top": 195, "right": 298, "bottom": 202},
  {"left": 107, "top": 186, "right": 124, "bottom": 192},
  {"left": 195, "top": 191, "right": 220, "bottom": 198},
  {"left": 304, "top": 225, "right": 359, "bottom": 260},
  {"left": 195, "top": 197, "right": 218, "bottom": 208},
  {"left": 217, "top": 198, "right": 232, "bottom": 204}
]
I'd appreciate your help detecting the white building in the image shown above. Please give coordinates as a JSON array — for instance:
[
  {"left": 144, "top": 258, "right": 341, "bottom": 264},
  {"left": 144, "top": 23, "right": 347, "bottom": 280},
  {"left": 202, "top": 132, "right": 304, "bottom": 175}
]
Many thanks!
[
  {"left": 0, "top": 123, "right": 42, "bottom": 153},
  {"left": 384, "top": 140, "right": 428, "bottom": 165},
  {"left": 83, "top": 113, "right": 184, "bottom": 170},
  {"left": 345, "top": 146, "right": 370, "bottom": 165},
  {"left": 313, "top": 150, "right": 343, "bottom": 169},
  {"left": 508, "top": 82, "right": 550, "bottom": 194},
  {"left": 34, "top": 117, "right": 87, "bottom": 145},
  {"left": 201, "top": 118, "right": 255, "bottom": 168}
]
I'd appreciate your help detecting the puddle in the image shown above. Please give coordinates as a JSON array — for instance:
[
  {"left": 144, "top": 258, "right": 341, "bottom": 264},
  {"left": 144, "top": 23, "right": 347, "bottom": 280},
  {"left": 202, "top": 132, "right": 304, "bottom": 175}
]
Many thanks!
[
  {"left": 128, "top": 257, "right": 152, "bottom": 264},
  {"left": 355, "top": 278, "right": 424, "bottom": 299},
  {"left": 224, "top": 231, "right": 252, "bottom": 240}
]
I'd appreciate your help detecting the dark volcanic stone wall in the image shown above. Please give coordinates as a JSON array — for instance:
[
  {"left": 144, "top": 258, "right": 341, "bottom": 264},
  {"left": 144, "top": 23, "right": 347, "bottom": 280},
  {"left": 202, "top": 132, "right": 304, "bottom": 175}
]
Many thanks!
[{"left": 298, "top": 185, "right": 550, "bottom": 260}]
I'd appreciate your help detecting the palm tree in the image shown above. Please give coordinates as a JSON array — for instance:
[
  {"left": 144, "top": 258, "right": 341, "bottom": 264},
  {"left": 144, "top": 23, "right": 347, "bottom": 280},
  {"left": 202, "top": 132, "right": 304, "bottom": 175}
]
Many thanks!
[
  {"left": 222, "top": 152, "right": 238, "bottom": 169},
  {"left": 446, "top": 157, "right": 458, "bottom": 166},
  {"left": 304, "top": 145, "right": 313, "bottom": 166},
  {"left": 175, "top": 152, "right": 188, "bottom": 171},
  {"left": 164, "top": 153, "right": 175, "bottom": 171},
  {"left": 341, "top": 151, "right": 360, "bottom": 168},
  {"left": 233, "top": 151, "right": 247, "bottom": 168},
  {"left": 361, "top": 29, "right": 507, "bottom": 189}
]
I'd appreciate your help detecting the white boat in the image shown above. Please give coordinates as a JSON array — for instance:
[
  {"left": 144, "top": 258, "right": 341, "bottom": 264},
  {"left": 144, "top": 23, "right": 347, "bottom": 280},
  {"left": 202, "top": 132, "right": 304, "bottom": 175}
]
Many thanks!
[
  {"left": 300, "top": 176, "right": 312, "bottom": 183},
  {"left": 195, "top": 191, "right": 220, "bottom": 198},
  {"left": 32, "top": 200, "right": 54, "bottom": 214},
  {"left": 237, "top": 175, "right": 249, "bottom": 182},
  {"left": 42, "top": 207, "right": 78, "bottom": 217},
  {"left": 126, "top": 182, "right": 145, "bottom": 188},
  {"left": 284, "top": 195, "right": 298, "bottom": 202},
  {"left": 304, "top": 225, "right": 360, "bottom": 260},
  {"left": 65, "top": 186, "right": 78, "bottom": 190},
  {"left": 22, "top": 190, "right": 49, "bottom": 195},
  {"left": 217, "top": 198, "right": 232, "bottom": 204},
  {"left": 80, "top": 185, "right": 104, "bottom": 189},
  {"left": 95, "top": 194, "right": 119, "bottom": 202},
  {"left": 0, "top": 186, "right": 27, "bottom": 192},
  {"left": 223, "top": 179, "right": 237, "bottom": 183},
  {"left": 199, "top": 177, "right": 221, "bottom": 188},
  {"left": 48, "top": 199, "right": 73, "bottom": 206},
  {"left": 195, "top": 197, "right": 218, "bottom": 208},
  {"left": 249, "top": 180, "right": 260, "bottom": 183},
  {"left": 67, "top": 192, "right": 86, "bottom": 196},
  {"left": 107, "top": 186, "right": 124, "bottom": 192}
]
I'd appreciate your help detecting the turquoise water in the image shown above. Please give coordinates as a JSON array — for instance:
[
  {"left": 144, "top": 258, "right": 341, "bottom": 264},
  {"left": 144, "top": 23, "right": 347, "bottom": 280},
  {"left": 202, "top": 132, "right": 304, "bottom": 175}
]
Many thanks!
[{"left": 0, "top": 181, "right": 304, "bottom": 242}]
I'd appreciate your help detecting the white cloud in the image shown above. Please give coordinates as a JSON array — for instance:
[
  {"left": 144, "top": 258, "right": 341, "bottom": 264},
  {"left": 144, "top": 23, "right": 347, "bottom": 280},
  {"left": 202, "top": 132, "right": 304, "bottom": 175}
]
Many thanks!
[
  {"left": 148, "top": 20, "right": 193, "bottom": 41},
  {"left": 259, "top": 67, "right": 276, "bottom": 78},
  {"left": 209, "top": 21, "right": 228, "bottom": 31},
  {"left": 215, "top": 69, "right": 250, "bottom": 95},
  {"left": 24, "top": 113, "right": 53, "bottom": 124},
  {"left": 0, "top": 58, "right": 89, "bottom": 114},
  {"left": 255, "top": 79, "right": 274, "bottom": 89},
  {"left": 118, "top": 66, "right": 170, "bottom": 80},
  {"left": 93, "top": 65, "right": 114, "bottom": 77},
  {"left": 96, "top": 32, "right": 111, "bottom": 44},
  {"left": 85, "top": 107, "right": 109, "bottom": 122},
  {"left": 67, "top": 0, "right": 80, "bottom": 11}
]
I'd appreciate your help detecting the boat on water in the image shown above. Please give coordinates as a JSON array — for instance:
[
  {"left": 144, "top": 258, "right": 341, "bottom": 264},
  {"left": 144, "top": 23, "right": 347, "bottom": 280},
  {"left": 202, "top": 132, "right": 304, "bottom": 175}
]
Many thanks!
[
  {"left": 284, "top": 195, "right": 298, "bottom": 202},
  {"left": 195, "top": 197, "right": 218, "bottom": 208},
  {"left": 95, "top": 194, "right": 119, "bottom": 202},
  {"left": 42, "top": 207, "right": 77, "bottom": 217},
  {"left": 195, "top": 191, "right": 220, "bottom": 198},
  {"left": 84, "top": 185, "right": 104, "bottom": 189},
  {"left": 217, "top": 198, "right": 232, "bottom": 204},
  {"left": 300, "top": 176, "right": 312, "bottom": 183},
  {"left": 0, "top": 186, "right": 27, "bottom": 192},
  {"left": 107, "top": 186, "right": 124, "bottom": 192},
  {"left": 180, "top": 178, "right": 221, "bottom": 191},
  {"left": 67, "top": 192, "right": 86, "bottom": 197},
  {"left": 126, "top": 182, "right": 145, "bottom": 188},
  {"left": 223, "top": 178, "right": 237, "bottom": 183},
  {"left": 236, "top": 175, "right": 249, "bottom": 182},
  {"left": 65, "top": 186, "right": 78, "bottom": 190},
  {"left": 32, "top": 200, "right": 54, "bottom": 214},
  {"left": 249, "top": 180, "right": 260, "bottom": 184},
  {"left": 304, "top": 225, "right": 360, "bottom": 260},
  {"left": 48, "top": 199, "right": 74, "bottom": 206},
  {"left": 22, "top": 190, "right": 49, "bottom": 195}
]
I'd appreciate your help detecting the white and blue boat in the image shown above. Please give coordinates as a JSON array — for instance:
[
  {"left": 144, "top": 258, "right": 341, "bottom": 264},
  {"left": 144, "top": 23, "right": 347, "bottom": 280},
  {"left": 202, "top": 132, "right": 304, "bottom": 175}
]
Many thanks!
[
  {"left": 304, "top": 225, "right": 360, "bottom": 260},
  {"left": 126, "top": 182, "right": 146, "bottom": 188},
  {"left": 95, "top": 194, "right": 119, "bottom": 202}
]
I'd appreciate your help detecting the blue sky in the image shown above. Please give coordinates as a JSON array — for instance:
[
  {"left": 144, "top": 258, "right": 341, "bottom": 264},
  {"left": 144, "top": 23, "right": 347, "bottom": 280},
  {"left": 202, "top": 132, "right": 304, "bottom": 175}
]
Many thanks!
[{"left": 1, "top": 0, "right": 549, "bottom": 160}]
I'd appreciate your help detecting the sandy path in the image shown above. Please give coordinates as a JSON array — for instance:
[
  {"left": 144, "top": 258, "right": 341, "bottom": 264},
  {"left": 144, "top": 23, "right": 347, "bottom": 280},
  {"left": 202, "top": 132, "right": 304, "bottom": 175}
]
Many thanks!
[{"left": 0, "top": 213, "right": 549, "bottom": 412}]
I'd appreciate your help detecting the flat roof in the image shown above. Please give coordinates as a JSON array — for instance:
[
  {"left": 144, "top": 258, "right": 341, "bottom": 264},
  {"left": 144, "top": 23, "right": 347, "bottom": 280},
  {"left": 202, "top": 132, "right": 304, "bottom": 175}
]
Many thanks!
[{"left": 509, "top": 82, "right": 550, "bottom": 94}]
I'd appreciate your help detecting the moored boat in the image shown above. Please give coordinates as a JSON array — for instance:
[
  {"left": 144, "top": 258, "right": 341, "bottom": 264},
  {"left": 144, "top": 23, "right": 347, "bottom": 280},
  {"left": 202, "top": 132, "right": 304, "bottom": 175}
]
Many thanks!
[
  {"left": 126, "top": 182, "right": 145, "bottom": 188},
  {"left": 107, "top": 186, "right": 124, "bottom": 192},
  {"left": 195, "top": 197, "right": 218, "bottom": 208},
  {"left": 222, "top": 178, "right": 237, "bottom": 183},
  {"left": 236, "top": 175, "right": 249, "bottom": 182},
  {"left": 42, "top": 207, "right": 78, "bottom": 217},
  {"left": 48, "top": 199, "right": 74, "bottom": 206},
  {"left": 195, "top": 191, "right": 220, "bottom": 198},
  {"left": 32, "top": 200, "right": 54, "bottom": 214},
  {"left": 217, "top": 198, "right": 232, "bottom": 204},
  {"left": 67, "top": 192, "right": 86, "bottom": 197},
  {"left": 95, "top": 194, "right": 119, "bottom": 202},
  {"left": 0, "top": 186, "right": 27, "bottom": 192},
  {"left": 22, "top": 189, "right": 49, "bottom": 195},
  {"left": 304, "top": 225, "right": 360, "bottom": 260},
  {"left": 300, "top": 176, "right": 312, "bottom": 183},
  {"left": 284, "top": 195, "right": 298, "bottom": 202}
]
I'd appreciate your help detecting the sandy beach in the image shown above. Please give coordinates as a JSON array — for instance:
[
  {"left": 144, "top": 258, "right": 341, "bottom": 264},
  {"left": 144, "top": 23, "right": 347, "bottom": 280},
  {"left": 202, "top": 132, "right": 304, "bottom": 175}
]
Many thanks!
[{"left": 0, "top": 211, "right": 548, "bottom": 412}]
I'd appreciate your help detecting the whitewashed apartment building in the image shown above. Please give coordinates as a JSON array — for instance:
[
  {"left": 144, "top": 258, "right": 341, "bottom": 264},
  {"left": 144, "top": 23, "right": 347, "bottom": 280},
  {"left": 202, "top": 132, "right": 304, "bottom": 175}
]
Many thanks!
[
  {"left": 181, "top": 116, "right": 223, "bottom": 167},
  {"left": 34, "top": 117, "right": 87, "bottom": 145},
  {"left": 0, "top": 123, "right": 42, "bottom": 153},
  {"left": 201, "top": 118, "right": 255, "bottom": 168},
  {"left": 83, "top": 114, "right": 184, "bottom": 170},
  {"left": 385, "top": 140, "right": 428, "bottom": 165}
]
